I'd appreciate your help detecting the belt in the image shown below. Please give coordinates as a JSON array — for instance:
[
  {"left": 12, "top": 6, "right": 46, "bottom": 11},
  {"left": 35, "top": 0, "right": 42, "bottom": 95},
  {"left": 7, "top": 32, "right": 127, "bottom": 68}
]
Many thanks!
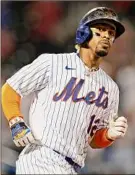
[{"left": 53, "top": 150, "right": 81, "bottom": 169}]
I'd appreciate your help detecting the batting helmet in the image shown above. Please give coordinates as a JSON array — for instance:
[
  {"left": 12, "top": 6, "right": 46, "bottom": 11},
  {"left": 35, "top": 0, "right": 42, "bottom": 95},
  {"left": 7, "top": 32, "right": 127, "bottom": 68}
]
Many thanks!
[{"left": 75, "top": 7, "right": 125, "bottom": 45}]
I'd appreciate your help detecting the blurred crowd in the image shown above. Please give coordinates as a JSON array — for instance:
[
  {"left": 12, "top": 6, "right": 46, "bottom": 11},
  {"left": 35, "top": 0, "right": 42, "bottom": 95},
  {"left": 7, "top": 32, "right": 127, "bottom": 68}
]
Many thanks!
[{"left": 1, "top": 1, "right": 135, "bottom": 174}]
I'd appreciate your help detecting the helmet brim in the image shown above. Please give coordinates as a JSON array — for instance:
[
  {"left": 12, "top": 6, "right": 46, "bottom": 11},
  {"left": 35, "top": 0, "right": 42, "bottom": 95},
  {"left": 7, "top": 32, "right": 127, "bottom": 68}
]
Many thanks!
[{"left": 85, "top": 18, "right": 125, "bottom": 38}]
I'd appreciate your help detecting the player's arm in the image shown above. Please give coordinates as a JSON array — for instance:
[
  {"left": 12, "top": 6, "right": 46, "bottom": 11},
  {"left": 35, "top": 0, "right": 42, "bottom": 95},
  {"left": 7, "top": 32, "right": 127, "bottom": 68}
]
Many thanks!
[
  {"left": 2, "top": 54, "right": 51, "bottom": 147},
  {"left": 2, "top": 83, "right": 35, "bottom": 147},
  {"left": 89, "top": 116, "right": 128, "bottom": 149},
  {"left": 88, "top": 128, "right": 114, "bottom": 149},
  {"left": 88, "top": 85, "right": 128, "bottom": 149},
  {"left": 2, "top": 83, "right": 22, "bottom": 121}
]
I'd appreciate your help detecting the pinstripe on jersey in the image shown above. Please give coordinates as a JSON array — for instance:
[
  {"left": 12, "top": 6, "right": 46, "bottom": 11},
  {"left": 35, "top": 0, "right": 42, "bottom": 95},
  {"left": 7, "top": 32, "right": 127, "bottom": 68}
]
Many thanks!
[
  {"left": 7, "top": 52, "right": 119, "bottom": 168},
  {"left": 16, "top": 144, "right": 77, "bottom": 174}
]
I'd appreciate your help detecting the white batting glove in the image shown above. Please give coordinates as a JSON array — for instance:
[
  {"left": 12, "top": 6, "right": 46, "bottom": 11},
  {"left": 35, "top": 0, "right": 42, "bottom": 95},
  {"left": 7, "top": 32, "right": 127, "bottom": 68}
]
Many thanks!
[
  {"left": 9, "top": 117, "right": 35, "bottom": 147},
  {"left": 107, "top": 116, "right": 128, "bottom": 141}
]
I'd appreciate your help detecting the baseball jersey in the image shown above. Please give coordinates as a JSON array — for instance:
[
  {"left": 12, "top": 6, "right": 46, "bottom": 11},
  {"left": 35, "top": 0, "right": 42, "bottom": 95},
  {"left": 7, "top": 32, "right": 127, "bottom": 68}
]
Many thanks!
[{"left": 7, "top": 52, "right": 119, "bottom": 167}]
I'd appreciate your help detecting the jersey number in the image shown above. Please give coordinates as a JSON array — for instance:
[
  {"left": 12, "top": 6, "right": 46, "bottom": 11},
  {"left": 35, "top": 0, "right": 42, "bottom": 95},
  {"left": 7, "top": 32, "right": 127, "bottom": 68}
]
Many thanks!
[{"left": 87, "top": 115, "right": 100, "bottom": 137}]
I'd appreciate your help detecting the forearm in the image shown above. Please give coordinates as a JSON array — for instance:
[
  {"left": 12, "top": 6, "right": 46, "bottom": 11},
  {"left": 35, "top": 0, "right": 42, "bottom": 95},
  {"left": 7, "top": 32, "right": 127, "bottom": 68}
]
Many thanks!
[
  {"left": 89, "top": 128, "right": 114, "bottom": 149},
  {"left": 2, "top": 83, "right": 23, "bottom": 121}
]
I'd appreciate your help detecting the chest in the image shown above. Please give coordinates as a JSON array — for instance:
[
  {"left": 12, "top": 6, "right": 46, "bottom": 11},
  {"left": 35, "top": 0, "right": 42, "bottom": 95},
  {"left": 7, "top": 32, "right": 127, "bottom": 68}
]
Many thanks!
[{"left": 50, "top": 67, "right": 111, "bottom": 110}]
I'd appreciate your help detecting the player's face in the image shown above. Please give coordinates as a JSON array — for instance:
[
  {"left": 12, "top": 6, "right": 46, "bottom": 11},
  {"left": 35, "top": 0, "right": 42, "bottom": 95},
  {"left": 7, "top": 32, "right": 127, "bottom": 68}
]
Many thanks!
[{"left": 88, "top": 23, "right": 116, "bottom": 57}]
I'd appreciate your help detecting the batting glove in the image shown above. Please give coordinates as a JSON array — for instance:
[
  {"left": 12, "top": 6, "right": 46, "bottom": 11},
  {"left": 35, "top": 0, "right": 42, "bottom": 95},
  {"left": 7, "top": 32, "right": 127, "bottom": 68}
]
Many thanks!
[
  {"left": 9, "top": 117, "right": 35, "bottom": 147},
  {"left": 107, "top": 116, "right": 128, "bottom": 141}
]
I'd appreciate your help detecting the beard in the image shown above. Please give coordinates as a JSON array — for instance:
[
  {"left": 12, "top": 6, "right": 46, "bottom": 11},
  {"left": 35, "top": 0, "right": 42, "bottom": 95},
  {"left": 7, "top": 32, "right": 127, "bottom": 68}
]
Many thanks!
[
  {"left": 81, "top": 42, "right": 109, "bottom": 57},
  {"left": 95, "top": 49, "right": 108, "bottom": 57},
  {"left": 95, "top": 43, "right": 109, "bottom": 57}
]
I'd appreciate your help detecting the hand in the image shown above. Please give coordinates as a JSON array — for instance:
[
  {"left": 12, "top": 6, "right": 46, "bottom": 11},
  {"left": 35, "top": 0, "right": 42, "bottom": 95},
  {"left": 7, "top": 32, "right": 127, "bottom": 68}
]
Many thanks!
[
  {"left": 9, "top": 117, "right": 35, "bottom": 147},
  {"left": 107, "top": 116, "right": 128, "bottom": 141}
]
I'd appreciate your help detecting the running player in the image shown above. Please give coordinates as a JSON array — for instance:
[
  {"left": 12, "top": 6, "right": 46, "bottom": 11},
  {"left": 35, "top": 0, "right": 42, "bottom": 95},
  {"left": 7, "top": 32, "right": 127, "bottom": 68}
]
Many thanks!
[{"left": 2, "top": 7, "right": 128, "bottom": 174}]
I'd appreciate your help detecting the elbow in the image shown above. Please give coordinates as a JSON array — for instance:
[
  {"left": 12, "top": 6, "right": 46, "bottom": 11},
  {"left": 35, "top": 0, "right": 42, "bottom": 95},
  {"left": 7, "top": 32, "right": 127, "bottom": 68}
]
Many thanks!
[
  {"left": 2, "top": 83, "right": 8, "bottom": 103},
  {"left": 2, "top": 83, "right": 10, "bottom": 111},
  {"left": 2, "top": 82, "right": 9, "bottom": 92},
  {"left": 2, "top": 83, "right": 21, "bottom": 106},
  {"left": 2, "top": 83, "right": 13, "bottom": 102},
  {"left": 2, "top": 83, "right": 22, "bottom": 121},
  {"left": 1, "top": 83, "right": 9, "bottom": 119}
]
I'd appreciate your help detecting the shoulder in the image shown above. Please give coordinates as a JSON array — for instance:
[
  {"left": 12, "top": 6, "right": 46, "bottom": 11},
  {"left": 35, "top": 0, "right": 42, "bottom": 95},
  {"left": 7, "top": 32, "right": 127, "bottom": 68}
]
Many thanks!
[
  {"left": 39, "top": 52, "right": 76, "bottom": 61},
  {"left": 51, "top": 52, "right": 76, "bottom": 59},
  {"left": 34, "top": 52, "right": 76, "bottom": 67}
]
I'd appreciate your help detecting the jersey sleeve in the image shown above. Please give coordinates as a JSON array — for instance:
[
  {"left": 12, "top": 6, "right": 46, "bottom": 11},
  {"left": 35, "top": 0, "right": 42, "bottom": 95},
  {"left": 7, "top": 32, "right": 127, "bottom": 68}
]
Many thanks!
[
  {"left": 97, "top": 84, "right": 119, "bottom": 130},
  {"left": 6, "top": 54, "right": 51, "bottom": 97}
]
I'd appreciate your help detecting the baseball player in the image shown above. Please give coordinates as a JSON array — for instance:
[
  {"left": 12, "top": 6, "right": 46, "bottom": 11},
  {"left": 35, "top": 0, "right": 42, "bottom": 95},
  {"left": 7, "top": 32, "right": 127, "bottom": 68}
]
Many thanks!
[{"left": 2, "top": 7, "right": 128, "bottom": 174}]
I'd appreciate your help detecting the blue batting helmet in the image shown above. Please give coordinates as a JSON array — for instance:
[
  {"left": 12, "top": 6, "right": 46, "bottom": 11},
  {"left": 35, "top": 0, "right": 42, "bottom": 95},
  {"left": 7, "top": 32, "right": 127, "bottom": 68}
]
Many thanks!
[{"left": 75, "top": 7, "right": 125, "bottom": 45}]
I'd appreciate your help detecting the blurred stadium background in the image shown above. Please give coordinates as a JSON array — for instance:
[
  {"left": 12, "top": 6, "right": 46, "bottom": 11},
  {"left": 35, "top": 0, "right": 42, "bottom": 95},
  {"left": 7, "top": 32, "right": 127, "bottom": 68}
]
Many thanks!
[{"left": 1, "top": 1, "right": 135, "bottom": 174}]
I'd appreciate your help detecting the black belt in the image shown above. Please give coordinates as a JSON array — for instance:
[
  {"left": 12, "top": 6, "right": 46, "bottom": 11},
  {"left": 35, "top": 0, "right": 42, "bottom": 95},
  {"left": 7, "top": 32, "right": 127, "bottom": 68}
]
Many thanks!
[{"left": 53, "top": 150, "right": 81, "bottom": 169}]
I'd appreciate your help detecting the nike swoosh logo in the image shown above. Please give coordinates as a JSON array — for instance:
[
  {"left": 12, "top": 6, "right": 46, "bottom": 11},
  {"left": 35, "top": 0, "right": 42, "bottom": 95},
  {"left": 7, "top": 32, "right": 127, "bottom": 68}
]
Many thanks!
[{"left": 65, "top": 66, "right": 76, "bottom": 70}]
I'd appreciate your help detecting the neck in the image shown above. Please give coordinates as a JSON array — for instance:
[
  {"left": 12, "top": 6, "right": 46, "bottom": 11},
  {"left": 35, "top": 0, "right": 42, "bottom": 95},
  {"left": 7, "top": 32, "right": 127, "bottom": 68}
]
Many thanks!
[{"left": 79, "top": 47, "right": 102, "bottom": 69}]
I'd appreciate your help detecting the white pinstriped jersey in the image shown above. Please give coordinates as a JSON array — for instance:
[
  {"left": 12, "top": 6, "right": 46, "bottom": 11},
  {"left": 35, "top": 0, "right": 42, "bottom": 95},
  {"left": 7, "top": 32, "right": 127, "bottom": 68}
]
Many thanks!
[{"left": 7, "top": 52, "right": 119, "bottom": 167}]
